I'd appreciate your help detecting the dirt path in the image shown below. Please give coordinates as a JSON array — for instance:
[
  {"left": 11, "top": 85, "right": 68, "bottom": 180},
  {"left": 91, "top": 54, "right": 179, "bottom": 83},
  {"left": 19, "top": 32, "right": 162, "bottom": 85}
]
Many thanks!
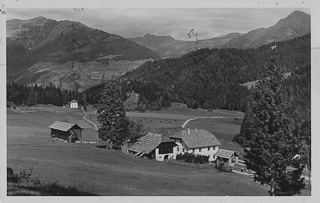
[
  {"left": 81, "top": 107, "right": 98, "bottom": 131},
  {"left": 181, "top": 116, "right": 243, "bottom": 128}
]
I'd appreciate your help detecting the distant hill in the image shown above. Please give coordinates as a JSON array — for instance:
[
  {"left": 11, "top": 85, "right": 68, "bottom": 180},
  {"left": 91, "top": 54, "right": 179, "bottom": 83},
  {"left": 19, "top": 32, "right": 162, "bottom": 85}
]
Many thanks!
[
  {"left": 128, "top": 34, "right": 175, "bottom": 50},
  {"left": 129, "top": 33, "right": 243, "bottom": 58},
  {"left": 7, "top": 17, "right": 160, "bottom": 91},
  {"left": 129, "top": 10, "right": 310, "bottom": 58},
  {"left": 224, "top": 10, "right": 310, "bottom": 48}
]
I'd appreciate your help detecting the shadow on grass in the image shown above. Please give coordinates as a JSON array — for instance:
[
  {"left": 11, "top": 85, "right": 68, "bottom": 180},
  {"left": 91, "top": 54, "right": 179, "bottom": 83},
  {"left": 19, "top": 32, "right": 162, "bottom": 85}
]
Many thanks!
[
  {"left": 96, "top": 145, "right": 107, "bottom": 149},
  {"left": 7, "top": 167, "right": 98, "bottom": 196},
  {"left": 8, "top": 182, "right": 97, "bottom": 196}
]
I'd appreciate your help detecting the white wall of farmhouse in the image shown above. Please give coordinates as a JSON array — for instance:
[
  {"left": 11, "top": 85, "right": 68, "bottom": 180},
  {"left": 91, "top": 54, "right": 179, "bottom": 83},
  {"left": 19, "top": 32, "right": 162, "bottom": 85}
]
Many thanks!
[
  {"left": 173, "top": 138, "right": 219, "bottom": 162},
  {"left": 188, "top": 146, "right": 219, "bottom": 162},
  {"left": 155, "top": 147, "right": 177, "bottom": 161}
]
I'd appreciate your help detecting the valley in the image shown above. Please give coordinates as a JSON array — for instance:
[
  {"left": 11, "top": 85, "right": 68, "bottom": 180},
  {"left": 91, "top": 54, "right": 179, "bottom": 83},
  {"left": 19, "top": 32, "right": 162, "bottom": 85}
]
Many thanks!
[{"left": 5, "top": 8, "right": 311, "bottom": 197}]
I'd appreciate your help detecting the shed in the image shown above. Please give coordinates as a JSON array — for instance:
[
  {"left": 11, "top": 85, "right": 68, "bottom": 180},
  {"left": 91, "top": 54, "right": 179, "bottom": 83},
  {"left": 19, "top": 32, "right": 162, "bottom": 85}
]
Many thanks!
[
  {"left": 215, "top": 149, "right": 239, "bottom": 170},
  {"left": 49, "top": 121, "right": 83, "bottom": 142},
  {"left": 70, "top": 99, "right": 78, "bottom": 108}
]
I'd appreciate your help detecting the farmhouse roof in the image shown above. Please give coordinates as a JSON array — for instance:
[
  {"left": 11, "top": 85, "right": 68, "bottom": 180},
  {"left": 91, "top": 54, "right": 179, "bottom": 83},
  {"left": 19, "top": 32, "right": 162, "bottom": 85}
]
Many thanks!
[
  {"left": 129, "top": 132, "right": 176, "bottom": 154},
  {"left": 170, "top": 129, "right": 221, "bottom": 149},
  {"left": 215, "top": 149, "right": 237, "bottom": 159},
  {"left": 70, "top": 99, "right": 77, "bottom": 103},
  {"left": 49, "top": 121, "right": 83, "bottom": 132}
]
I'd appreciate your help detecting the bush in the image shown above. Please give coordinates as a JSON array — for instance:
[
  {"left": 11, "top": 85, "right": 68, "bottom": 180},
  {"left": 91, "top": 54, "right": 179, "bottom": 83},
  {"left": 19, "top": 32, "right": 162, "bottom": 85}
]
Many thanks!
[
  {"left": 7, "top": 167, "right": 97, "bottom": 196},
  {"left": 176, "top": 153, "right": 209, "bottom": 164},
  {"left": 7, "top": 101, "right": 16, "bottom": 108},
  {"left": 136, "top": 104, "right": 147, "bottom": 112},
  {"left": 127, "top": 120, "right": 146, "bottom": 142}
]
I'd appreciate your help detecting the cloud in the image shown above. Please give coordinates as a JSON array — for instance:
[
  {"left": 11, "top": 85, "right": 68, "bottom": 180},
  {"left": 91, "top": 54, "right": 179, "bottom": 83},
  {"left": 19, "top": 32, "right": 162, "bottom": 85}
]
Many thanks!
[{"left": 6, "top": 8, "right": 310, "bottom": 40}]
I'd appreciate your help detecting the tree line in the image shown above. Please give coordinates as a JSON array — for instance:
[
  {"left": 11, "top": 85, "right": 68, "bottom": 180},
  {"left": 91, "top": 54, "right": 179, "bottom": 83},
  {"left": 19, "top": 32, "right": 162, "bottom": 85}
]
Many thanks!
[{"left": 7, "top": 82, "right": 80, "bottom": 107}]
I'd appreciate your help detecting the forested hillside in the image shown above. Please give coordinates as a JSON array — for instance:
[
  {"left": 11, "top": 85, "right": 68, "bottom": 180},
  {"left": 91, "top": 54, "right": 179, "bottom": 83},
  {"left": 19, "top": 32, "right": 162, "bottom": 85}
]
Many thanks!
[
  {"left": 284, "top": 62, "right": 311, "bottom": 121},
  {"left": 7, "top": 34, "right": 310, "bottom": 116},
  {"left": 113, "top": 34, "right": 310, "bottom": 112}
]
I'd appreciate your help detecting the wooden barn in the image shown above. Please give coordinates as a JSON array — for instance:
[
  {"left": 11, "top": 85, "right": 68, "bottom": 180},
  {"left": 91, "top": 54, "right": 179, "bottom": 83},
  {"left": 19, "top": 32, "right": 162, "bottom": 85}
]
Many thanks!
[
  {"left": 49, "top": 121, "right": 83, "bottom": 142},
  {"left": 128, "top": 133, "right": 177, "bottom": 161}
]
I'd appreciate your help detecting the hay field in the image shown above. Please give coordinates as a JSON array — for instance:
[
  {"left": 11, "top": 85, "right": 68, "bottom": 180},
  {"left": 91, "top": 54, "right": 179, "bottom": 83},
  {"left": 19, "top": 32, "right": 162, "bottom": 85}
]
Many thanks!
[{"left": 7, "top": 107, "right": 270, "bottom": 196}]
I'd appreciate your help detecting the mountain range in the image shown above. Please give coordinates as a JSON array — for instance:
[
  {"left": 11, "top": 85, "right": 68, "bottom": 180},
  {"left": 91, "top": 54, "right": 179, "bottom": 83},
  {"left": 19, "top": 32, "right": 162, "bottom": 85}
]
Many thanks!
[
  {"left": 129, "top": 10, "right": 310, "bottom": 58},
  {"left": 6, "top": 10, "right": 310, "bottom": 91},
  {"left": 6, "top": 17, "right": 160, "bottom": 91}
]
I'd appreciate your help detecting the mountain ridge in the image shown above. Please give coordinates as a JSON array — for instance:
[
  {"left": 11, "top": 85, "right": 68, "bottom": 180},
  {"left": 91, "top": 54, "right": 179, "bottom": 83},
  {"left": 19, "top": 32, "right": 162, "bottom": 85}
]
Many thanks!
[
  {"left": 129, "top": 10, "right": 310, "bottom": 58},
  {"left": 7, "top": 16, "right": 160, "bottom": 91},
  {"left": 224, "top": 10, "right": 310, "bottom": 49}
]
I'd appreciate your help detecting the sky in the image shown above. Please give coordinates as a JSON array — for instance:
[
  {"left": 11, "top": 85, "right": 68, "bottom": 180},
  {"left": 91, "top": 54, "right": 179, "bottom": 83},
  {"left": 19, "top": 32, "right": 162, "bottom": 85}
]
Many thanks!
[{"left": 6, "top": 8, "right": 310, "bottom": 41}]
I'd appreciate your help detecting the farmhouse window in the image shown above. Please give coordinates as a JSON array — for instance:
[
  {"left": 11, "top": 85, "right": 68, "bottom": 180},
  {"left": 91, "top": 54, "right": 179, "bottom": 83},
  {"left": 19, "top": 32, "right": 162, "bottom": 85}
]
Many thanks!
[
  {"left": 177, "top": 147, "right": 179, "bottom": 151},
  {"left": 193, "top": 149, "right": 195, "bottom": 153},
  {"left": 199, "top": 148, "right": 202, "bottom": 152},
  {"left": 208, "top": 147, "right": 210, "bottom": 151},
  {"left": 158, "top": 143, "right": 174, "bottom": 154}
]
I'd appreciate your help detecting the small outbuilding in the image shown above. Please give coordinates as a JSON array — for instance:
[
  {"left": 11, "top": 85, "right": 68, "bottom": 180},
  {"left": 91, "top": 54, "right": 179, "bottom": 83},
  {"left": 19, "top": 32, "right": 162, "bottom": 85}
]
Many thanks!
[
  {"left": 129, "top": 133, "right": 177, "bottom": 161},
  {"left": 215, "top": 149, "right": 239, "bottom": 171},
  {"left": 70, "top": 99, "right": 78, "bottom": 109},
  {"left": 49, "top": 121, "right": 83, "bottom": 142}
]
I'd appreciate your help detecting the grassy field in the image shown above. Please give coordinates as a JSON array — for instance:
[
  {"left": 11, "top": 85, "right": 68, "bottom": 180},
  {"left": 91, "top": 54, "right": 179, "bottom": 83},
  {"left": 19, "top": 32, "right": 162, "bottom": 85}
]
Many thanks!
[
  {"left": 7, "top": 106, "right": 311, "bottom": 196},
  {"left": 7, "top": 106, "right": 269, "bottom": 196}
]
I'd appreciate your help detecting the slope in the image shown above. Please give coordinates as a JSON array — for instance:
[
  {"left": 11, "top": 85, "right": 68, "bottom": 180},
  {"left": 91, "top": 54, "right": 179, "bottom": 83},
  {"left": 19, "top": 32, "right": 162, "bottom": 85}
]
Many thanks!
[
  {"left": 117, "top": 34, "right": 310, "bottom": 112},
  {"left": 224, "top": 10, "right": 310, "bottom": 48},
  {"left": 7, "top": 17, "right": 160, "bottom": 91}
]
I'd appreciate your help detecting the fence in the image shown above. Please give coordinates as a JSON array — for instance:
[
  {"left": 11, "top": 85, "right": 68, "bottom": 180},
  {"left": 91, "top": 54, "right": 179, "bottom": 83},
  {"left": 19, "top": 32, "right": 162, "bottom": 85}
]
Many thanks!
[{"left": 167, "top": 159, "right": 216, "bottom": 169}]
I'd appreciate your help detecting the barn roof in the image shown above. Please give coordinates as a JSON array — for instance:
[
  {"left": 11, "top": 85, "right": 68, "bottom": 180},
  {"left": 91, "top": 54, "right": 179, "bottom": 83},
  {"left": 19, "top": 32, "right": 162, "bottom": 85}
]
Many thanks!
[
  {"left": 49, "top": 121, "right": 83, "bottom": 132},
  {"left": 170, "top": 129, "right": 221, "bottom": 149},
  {"left": 129, "top": 133, "right": 176, "bottom": 154},
  {"left": 215, "top": 149, "right": 236, "bottom": 159}
]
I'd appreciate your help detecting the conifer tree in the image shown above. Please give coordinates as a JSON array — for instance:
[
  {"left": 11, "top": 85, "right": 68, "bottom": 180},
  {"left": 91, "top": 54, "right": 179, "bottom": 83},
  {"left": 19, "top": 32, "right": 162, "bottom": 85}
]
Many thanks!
[
  {"left": 97, "top": 81, "right": 129, "bottom": 148},
  {"left": 241, "top": 54, "right": 305, "bottom": 196}
]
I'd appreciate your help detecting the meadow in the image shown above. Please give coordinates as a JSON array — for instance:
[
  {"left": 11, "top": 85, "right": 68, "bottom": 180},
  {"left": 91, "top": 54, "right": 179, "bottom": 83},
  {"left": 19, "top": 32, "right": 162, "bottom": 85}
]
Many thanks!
[{"left": 7, "top": 105, "right": 310, "bottom": 196}]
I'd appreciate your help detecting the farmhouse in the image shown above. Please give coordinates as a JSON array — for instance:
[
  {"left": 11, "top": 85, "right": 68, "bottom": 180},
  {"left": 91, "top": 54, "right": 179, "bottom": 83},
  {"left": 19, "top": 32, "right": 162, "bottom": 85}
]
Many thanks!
[
  {"left": 128, "top": 132, "right": 177, "bottom": 161},
  {"left": 170, "top": 128, "right": 221, "bottom": 162},
  {"left": 69, "top": 99, "right": 78, "bottom": 108},
  {"left": 49, "top": 121, "right": 83, "bottom": 142},
  {"left": 215, "top": 149, "right": 239, "bottom": 170}
]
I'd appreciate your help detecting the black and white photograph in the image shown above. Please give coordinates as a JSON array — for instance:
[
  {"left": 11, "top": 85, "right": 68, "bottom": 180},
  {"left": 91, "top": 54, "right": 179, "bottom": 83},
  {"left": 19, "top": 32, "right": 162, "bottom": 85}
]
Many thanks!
[{"left": 1, "top": 0, "right": 318, "bottom": 201}]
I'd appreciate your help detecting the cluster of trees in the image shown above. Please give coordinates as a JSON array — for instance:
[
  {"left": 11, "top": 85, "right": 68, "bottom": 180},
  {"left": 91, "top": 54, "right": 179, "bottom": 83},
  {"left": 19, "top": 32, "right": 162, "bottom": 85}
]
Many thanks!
[
  {"left": 234, "top": 54, "right": 310, "bottom": 196},
  {"left": 7, "top": 82, "right": 79, "bottom": 107}
]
